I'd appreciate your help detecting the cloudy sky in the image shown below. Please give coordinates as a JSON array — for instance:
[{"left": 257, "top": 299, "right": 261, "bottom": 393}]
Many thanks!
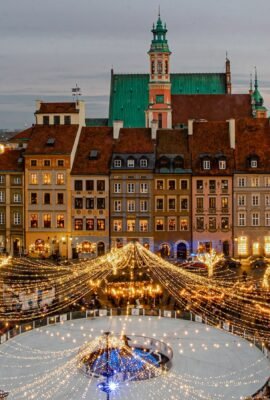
[{"left": 0, "top": 0, "right": 270, "bottom": 129}]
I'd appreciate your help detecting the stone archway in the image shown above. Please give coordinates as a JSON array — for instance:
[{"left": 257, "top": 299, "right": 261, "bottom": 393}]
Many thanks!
[{"left": 175, "top": 240, "right": 189, "bottom": 260}]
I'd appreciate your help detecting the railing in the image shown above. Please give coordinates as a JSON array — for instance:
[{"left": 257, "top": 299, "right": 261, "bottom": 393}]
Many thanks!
[{"left": 0, "top": 308, "right": 269, "bottom": 398}]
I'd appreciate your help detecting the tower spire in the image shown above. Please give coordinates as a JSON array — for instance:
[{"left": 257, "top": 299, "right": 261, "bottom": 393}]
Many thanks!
[
  {"left": 249, "top": 73, "right": 253, "bottom": 94},
  {"left": 254, "top": 66, "right": 258, "bottom": 90}
]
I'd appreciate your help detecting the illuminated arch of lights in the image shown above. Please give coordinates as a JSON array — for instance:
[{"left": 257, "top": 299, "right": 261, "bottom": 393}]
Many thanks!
[{"left": 0, "top": 243, "right": 270, "bottom": 344}]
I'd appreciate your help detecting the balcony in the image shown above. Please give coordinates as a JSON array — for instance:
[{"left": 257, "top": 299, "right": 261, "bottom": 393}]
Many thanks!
[
  {"left": 208, "top": 208, "right": 216, "bottom": 214},
  {"left": 196, "top": 208, "right": 204, "bottom": 214},
  {"left": 221, "top": 207, "right": 229, "bottom": 214}
]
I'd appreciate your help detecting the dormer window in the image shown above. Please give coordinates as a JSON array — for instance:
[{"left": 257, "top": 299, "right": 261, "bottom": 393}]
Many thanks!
[
  {"left": 43, "top": 116, "right": 49, "bottom": 125},
  {"left": 251, "top": 159, "right": 258, "bottom": 168},
  {"left": 140, "top": 158, "right": 148, "bottom": 168},
  {"left": 219, "top": 160, "right": 226, "bottom": 170},
  {"left": 203, "top": 159, "right": 211, "bottom": 170},
  {"left": 173, "top": 156, "right": 184, "bottom": 170},
  {"left": 64, "top": 115, "right": 71, "bottom": 125},
  {"left": 54, "top": 115, "right": 60, "bottom": 125},
  {"left": 114, "top": 159, "right": 122, "bottom": 168},
  {"left": 127, "top": 158, "right": 135, "bottom": 168}
]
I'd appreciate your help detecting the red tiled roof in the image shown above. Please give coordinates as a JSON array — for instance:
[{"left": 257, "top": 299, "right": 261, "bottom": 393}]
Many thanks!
[
  {"left": 35, "top": 102, "right": 79, "bottom": 114},
  {"left": 114, "top": 129, "right": 154, "bottom": 153},
  {"left": 71, "top": 127, "right": 113, "bottom": 175},
  {"left": 235, "top": 118, "right": 270, "bottom": 171},
  {"left": 156, "top": 129, "right": 191, "bottom": 169},
  {"left": 190, "top": 121, "right": 234, "bottom": 174},
  {"left": 24, "top": 125, "right": 79, "bottom": 155},
  {"left": 10, "top": 127, "right": 34, "bottom": 141},
  {"left": 0, "top": 149, "right": 24, "bottom": 171},
  {"left": 172, "top": 94, "right": 252, "bottom": 126}
]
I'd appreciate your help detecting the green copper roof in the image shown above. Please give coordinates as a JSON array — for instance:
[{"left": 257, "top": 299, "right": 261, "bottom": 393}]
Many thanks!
[
  {"left": 149, "top": 15, "right": 170, "bottom": 53},
  {"left": 108, "top": 72, "right": 227, "bottom": 127}
]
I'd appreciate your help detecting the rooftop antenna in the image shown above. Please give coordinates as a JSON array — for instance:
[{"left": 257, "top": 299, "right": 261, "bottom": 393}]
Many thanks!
[
  {"left": 72, "top": 83, "right": 81, "bottom": 102},
  {"left": 158, "top": 5, "right": 161, "bottom": 17}
]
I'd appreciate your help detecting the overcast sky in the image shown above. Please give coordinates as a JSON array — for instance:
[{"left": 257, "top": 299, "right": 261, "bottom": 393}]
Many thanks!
[{"left": 0, "top": 0, "right": 270, "bottom": 129}]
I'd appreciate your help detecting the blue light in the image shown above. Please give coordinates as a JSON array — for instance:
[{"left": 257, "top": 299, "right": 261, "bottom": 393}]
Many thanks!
[
  {"left": 98, "top": 380, "right": 119, "bottom": 394},
  {"left": 108, "top": 381, "right": 118, "bottom": 392}
]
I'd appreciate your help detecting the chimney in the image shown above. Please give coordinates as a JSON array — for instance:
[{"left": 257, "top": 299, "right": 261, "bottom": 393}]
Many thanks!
[
  {"left": 188, "top": 119, "right": 194, "bottom": 135},
  {"left": 151, "top": 120, "right": 158, "bottom": 140},
  {"left": 113, "top": 120, "right": 123, "bottom": 140},
  {"left": 35, "top": 100, "right": 42, "bottom": 112},
  {"left": 228, "top": 119, "right": 235, "bottom": 149}
]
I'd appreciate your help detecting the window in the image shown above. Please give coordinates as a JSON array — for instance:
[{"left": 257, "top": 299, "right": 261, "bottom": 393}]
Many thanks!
[
  {"left": 265, "top": 195, "right": 270, "bottom": 207},
  {"left": 140, "top": 158, "right": 148, "bottom": 168},
  {"left": 127, "top": 183, "right": 135, "bottom": 193},
  {"left": 0, "top": 191, "right": 4, "bottom": 203},
  {"left": 43, "top": 173, "right": 51, "bottom": 184},
  {"left": 251, "top": 177, "right": 259, "bottom": 187},
  {"left": 238, "top": 236, "right": 248, "bottom": 256},
  {"left": 97, "top": 180, "right": 105, "bottom": 191},
  {"left": 168, "top": 217, "right": 176, "bottom": 231},
  {"left": 196, "top": 217, "right": 204, "bottom": 230},
  {"left": 238, "top": 213, "right": 246, "bottom": 226},
  {"left": 127, "top": 200, "right": 135, "bottom": 212},
  {"left": 30, "top": 214, "right": 38, "bottom": 228},
  {"left": 97, "top": 219, "right": 105, "bottom": 230},
  {"left": 57, "top": 215, "right": 64, "bottom": 228},
  {"left": 209, "top": 197, "right": 216, "bottom": 210},
  {"left": 43, "top": 116, "right": 49, "bottom": 125},
  {"left": 209, "top": 180, "right": 216, "bottom": 192},
  {"left": 44, "top": 159, "right": 50, "bottom": 167},
  {"left": 265, "top": 213, "right": 270, "bottom": 227},
  {"left": 127, "top": 159, "right": 135, "bottom": 168},
  {"left": 156, "top": 198, "right": 164, "bottom": 211},
  {"left": 221, "top": 180, "right": 228, "bottom": 192},
  {"left": 54, "top": 115, "right": 60, "bottom": 125},
  {"left": 209, "top": 217, "right": 216, "bottom": 231},
  {"left": 64, "top": 115, "right": 71, "bottom": 125},
  {"left": 252, "top": 194, "right": 260, "bottom": 206},
  {"left": 44, "top": 193, "right": 50, "bottom": 205},
  {"left": 0, "top": 176, "right": 4, "bottom": 184},
  {"left": 57, "top": 160, "right": 64, "bottom": 167},
  {"left": 221, "top": 197, "right": 228, "bottom": 210},
  {"left": 13, "top": 176, "right": 21, "bottom": 185},
  {"left": 165, "top": 60, "right": 169, "bottom": 74},
  {"left": 221, "top": 217, "right": 229, "bottom": 230},
  {"left": 13, "top": 212, "right": 21, "bottom": 225},
  {"left": 250, "top": 159, "right": 258, "bottom": 168},
  {"left": 31, "top": 160, "right": 37, "bottom": 167},
  {"left": 13, "top": 193, "right": 21, "bottom": 203},
  {"left": 156, "top": 94, "right": 164, "bottom": 104},
  {"left": 151, "top": 60, "right": 155, "bottom": 75},
  {"left": 180, "top": 180, "right": 188, "bottom": 190},
  {"left": 140, "top": 183, "right": 148, "bottom": 193},
  {"left": 75, "top": 198, "right": 83, "bottom": 209},
  {"left": 265, "top": 237, "right": 270, "bottom": 256},
  {"left": 156, "top": 180, "right": 164, "bottom": 190},
  {"left": 113, "top": 220, "right": 122, "bottom": 232},
  {"left": 196, "top": 197, "right": 204, "bottom": 210},
  {"left": 265, "top": 177, "right": 270, "bottom": 187},
  {"left": 114, "top": 200, "right": 121, "bottom": 212},
  {"left": 31, "top": 192, "right": 37, "bottom": 204},
  {"left": 74, "top": 180, "right": 83, "bottom": 191},
  {"left": 0, "top": 212, "right": 5, "bottom": 224},
  {"left": 86, "top": 198, "right": 94, "bottom": 209},
  {"left": 57, "top": 173, "right": 64, "bottom": 185},
  {"left": 139, "top": 220, "right": 148, "bottom": 232},
  {"left": 127, "top": 219, "right": 136, "bottom": 232},
  {"left": 114, "top": 159, "right": 122, "bottom": 168},
  {"left": 30, "top": 173, "right": 38, "bottom": 185},
  {"left": 97, "top": 198, "right": 105, "bottom": 209},
  {"left": 86, "top": 219, "right": 94, "bottom": 230},
  {"left": 74, "top": 218, "right": 83, "bottom": 230},
  {"left": 168, "top": 180, "right": 176, "bottom": 190},
  {"left": 196, "top": 180, "right": 203, "bottom": 191},
  {"left": 238, "top": 177, "right": 246, "bottom": 187},
  {"left": 114, "top": 183, "right": 121, "bottom": 193},
  {"left": 85, "top": 180, "right": 94, "bottom": 191},
  {"left": 180, "top": 197, "right": 188, "bottom": 211},
  {"left": 168, "top": 198, "right": 176, "bottom": 210},
  {"left": 252, "top": 212, "right": 259, "bottom": 226},
  {"left": 43, "top": 214, "right": 51, "bottom": 228},
  {"left": 219, "top": 160, "right": 226, "bottom": 170},
  {"left": 203, "top": 159, "right": 210, "bottom": 170},
  {"left": 180, "top": 218, "right": 188, "bottom": 231},
  {"left": 238, "top": 195, "right": 246, "bottom": 207},
  {"left": 156, "top": 218, "right": 164, "bottom": 231},
  {"left": 57, "top": 193, "right": 64, "bottom": 205},
  {"left": 140, "top": 200, "right": 148, "bottom": 212}
]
